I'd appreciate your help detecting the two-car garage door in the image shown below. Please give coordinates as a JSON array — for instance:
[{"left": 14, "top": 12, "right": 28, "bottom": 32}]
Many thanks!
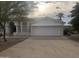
[{"left": 31, "top": 26, "right": 63, "bottom": 36}]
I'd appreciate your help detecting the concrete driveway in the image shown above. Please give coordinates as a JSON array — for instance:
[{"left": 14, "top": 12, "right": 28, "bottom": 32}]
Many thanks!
[{"left": 0, "top": 36, "right": 79, "bottom": 58}]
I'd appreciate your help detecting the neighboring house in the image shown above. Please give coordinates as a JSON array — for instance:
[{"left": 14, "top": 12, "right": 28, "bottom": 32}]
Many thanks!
[{"left": 5, "top": 17, "right": 64, "bottom": 36}]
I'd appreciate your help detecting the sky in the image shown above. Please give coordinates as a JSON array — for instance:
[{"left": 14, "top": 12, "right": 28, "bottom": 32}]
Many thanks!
[{"left": 27, "top": 1, "right": 77, "bottom": 24}]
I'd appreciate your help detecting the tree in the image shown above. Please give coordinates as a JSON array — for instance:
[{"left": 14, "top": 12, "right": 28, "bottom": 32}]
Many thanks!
[
  {"left": 71, "top": 2, "right": 79, "bottom": 33},
  {"left": 0, "top": 1, "right": 29, "bottom": 42},
  {"left": 57, "top": 12, "right": 64, "bottom": 20}
]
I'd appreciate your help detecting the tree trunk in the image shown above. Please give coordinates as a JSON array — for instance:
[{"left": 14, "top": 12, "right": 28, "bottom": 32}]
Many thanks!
[{"left": 3, "top": 22, "right": 7, "bottom": 42}]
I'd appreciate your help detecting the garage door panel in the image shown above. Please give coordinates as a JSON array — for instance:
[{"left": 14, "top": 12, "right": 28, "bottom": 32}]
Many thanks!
[{"left": 31, "top": 26, "right": 63, "bottom": 36}]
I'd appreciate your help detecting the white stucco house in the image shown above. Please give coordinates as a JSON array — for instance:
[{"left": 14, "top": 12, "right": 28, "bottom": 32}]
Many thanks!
[
  {"left": 6, "top": 17, "right": 64, "bottom": 36},
  {"left": 31, "top": 17, "right": 64, "bottom": 36}
]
